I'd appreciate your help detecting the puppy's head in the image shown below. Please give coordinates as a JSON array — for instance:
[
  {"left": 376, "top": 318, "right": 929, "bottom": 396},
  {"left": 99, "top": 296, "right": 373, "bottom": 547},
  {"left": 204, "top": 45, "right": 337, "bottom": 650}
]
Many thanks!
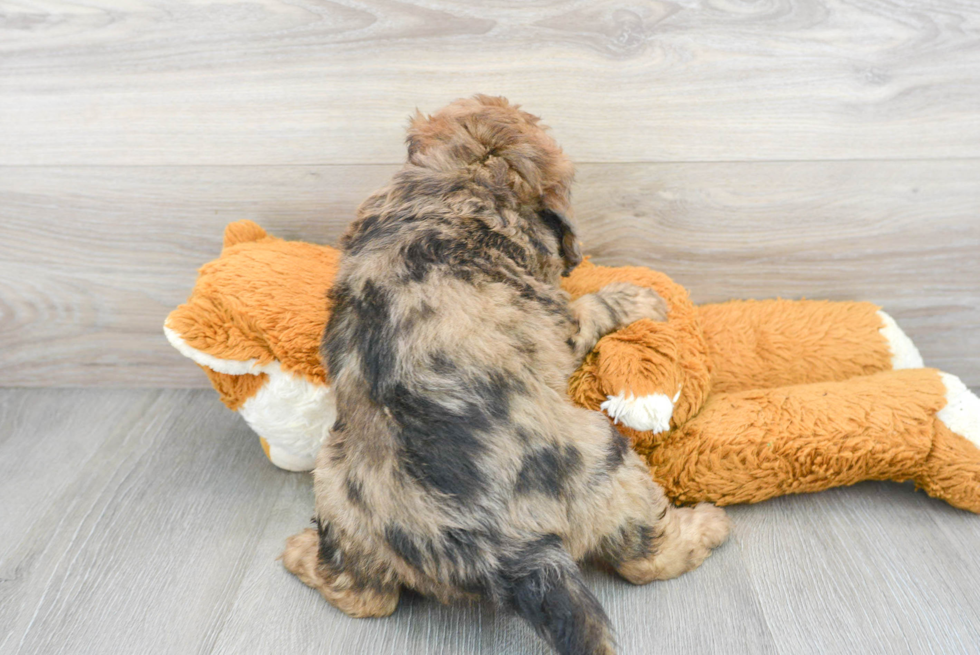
[{"left": 406, "top": 95, "right": 581, "bottom": 274}]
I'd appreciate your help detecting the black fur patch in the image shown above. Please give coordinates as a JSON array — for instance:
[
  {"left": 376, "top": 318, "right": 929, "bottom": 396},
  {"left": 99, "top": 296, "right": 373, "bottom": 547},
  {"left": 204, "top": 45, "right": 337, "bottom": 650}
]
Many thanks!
[
  {"left": 515, "top": 427, "right": 533, "bottom": 445},
  {"left": 442, "top": 527, "right": 484, "bottom": 566},
  {"left": 428, "top": 351, "right": 457, "bottom": 376},
  {"left": 467, "top": 220, "right": 532, "bottom": 272},
  {"left": 386, "top": 381, "right": 492, "bottom": 501},
  {"left": 324, "top": 279, "right": 398, "bottom": 404},
  {"left": 385, "top": 524, "right": 425, "bottom": 570},
  {"left": 515, "top": 443, "right": 583, "bottom": 497},
  {"left": 599, "top": 521, "right": 657, "bottom": 565},
  {"left": 537, "top": 208, "right": 582, "bottom": 276},
  {"left": 402, "top": 229, "right": 455, "bottom": 282},
  {"left": 441, "top": 526, "right": 500, "bottom": 593},
  {"left": 352, "top": 280, "right": 396, "bottom": 400},
  {"left": 606, "top": 424, "right": 630, "bottom": 470},
  {"left": 483, "top": 371, "right": 521, "bottom": 421},
  {"left": 394, "top": 214, "right": 541, "bottom": 287},
  {"left": 322, "top": 281, "right": 356, "bottom": 382},
  {"left": 327, "top": 436, "right": 347, "bottom": 464},
  {"left": 387, "top": 370, "right": 519, "bottom": 501},
  {"left": 593, "top": 293, "right": 617, "bottom": 323},
  {"left": 316, "top": 517, "right": 343, "bottom": 571},
  {"left": 343, "top": 213, "right": 403, "bottom": 256},
  {"left": 345, "top": 475, "right": 365, "bottom": 507}
]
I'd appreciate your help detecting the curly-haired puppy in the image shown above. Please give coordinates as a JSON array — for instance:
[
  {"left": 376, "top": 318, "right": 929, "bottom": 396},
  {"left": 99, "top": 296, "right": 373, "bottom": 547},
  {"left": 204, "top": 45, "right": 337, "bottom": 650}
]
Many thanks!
[{"left": 282, "top": 95, "right": 730, "bottom": 655}]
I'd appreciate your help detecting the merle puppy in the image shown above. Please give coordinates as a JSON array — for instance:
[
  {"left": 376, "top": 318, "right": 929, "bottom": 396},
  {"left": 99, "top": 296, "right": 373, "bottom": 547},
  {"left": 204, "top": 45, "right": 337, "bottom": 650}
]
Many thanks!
[{"left": 282, "top": 95, "right": 730, "bottom": 655}]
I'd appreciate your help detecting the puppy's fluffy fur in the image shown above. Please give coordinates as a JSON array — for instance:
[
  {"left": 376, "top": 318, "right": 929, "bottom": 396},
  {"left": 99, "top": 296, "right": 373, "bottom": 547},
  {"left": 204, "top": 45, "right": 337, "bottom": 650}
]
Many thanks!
[{"left": 282, "top": 95, "right": 730, "bottom": 655}]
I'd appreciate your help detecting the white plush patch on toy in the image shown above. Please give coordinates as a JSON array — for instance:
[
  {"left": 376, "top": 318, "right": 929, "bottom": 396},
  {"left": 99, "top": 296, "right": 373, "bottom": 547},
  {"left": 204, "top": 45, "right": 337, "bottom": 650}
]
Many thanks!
[
  {"left": 164, "top": 325, "right": 331, "bottom": 471},
  {"left": 601, "top": 388, "right": 681, "bottom": 434},
  {"left": 238, "top": 364, "right": 334, "bottom": 471},
  {"left": 938, "top": 372, "right": 980, "bottom": 448},
  {"left": 877, "top": 310, "right": 924, "bottom": 370}
]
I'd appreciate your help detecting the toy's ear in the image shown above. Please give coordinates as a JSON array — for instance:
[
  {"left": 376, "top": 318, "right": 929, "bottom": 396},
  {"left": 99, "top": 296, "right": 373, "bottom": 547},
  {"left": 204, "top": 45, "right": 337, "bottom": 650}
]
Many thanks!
[
  {"left": 223, "top": 220, "right": 268, "bottom": 249},
  {"left": 164, "top": 298, "right": 271, "bottom": 372},
  {"left": 405, "top": 108, "right": 428, "bottom": 164},
  {"left": 538, "top": 208, "right": 582, "bottom": 276}
]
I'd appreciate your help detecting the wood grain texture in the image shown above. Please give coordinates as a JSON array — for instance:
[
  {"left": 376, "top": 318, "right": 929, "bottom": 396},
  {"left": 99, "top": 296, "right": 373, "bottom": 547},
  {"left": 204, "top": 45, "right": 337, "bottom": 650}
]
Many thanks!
[
  {"left": 1, "top": 162, "right": 977, "bottom": 387},
  {"left": 3, "top": 388, "right": 979, "bottom": 654},
  {"left": 2, "top": 0, "right": 980, "bottom": 165},
  {"left": 734, "top": 483, "right": 980, "bottom": 654},
  {"left": 0, "top": 389, "right": 290, "bottom": 655}
]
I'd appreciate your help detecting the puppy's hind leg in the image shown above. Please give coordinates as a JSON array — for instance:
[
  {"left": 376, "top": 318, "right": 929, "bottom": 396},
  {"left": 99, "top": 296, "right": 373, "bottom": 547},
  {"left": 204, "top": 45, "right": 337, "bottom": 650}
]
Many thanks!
[
  {"left": 281, "top": 527, "right": 400, "bottom": 618},
  {"left": 501, "top": 537, "right": 616, "bottom": 655},
  {"left": 594, "top": 440, "right": 730, "bottom": 585},
  {"left": 614, "top": 502, "right": 730, "bottom": 584}
]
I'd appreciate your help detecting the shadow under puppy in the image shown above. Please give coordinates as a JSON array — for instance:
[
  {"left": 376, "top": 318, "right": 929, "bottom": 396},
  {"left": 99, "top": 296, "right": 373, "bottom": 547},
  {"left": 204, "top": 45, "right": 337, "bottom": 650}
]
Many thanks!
[{"left": 282, "top": 95, "right": 730, "bottom": 655}]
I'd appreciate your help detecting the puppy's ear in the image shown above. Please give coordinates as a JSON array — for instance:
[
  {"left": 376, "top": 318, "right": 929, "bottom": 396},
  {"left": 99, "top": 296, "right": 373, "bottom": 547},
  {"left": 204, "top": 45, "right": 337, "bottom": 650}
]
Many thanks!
[
  {"left": 405, "top": 109, "right": 429, "bottom": 164},
  {"left": 538, "top": 209, "right": 582, "bottom": 276}
]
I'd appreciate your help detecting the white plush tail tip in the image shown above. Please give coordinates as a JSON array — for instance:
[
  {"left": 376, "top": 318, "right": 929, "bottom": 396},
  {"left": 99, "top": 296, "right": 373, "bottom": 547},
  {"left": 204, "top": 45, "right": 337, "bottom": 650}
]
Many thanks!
[
  {"left": 877, "top": 311, "right": 924, "bottom": 369},
  {"left": 937, "top": 373, "right": 980, "bottom": 448}
]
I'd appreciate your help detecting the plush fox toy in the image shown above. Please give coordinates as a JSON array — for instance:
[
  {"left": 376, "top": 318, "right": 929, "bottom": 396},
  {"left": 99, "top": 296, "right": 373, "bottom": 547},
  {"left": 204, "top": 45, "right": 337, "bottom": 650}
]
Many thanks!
[{"left": 165, "top": 221, "right": 980, "bottom": 512}]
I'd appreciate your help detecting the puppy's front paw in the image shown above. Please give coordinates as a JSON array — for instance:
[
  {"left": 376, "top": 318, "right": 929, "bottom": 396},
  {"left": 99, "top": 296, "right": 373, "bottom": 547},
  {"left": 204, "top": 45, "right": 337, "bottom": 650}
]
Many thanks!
[
  {"left": 598, "top": 281, "right": 668, "bottom": 325},
  {"left": 630, "top": 287, "right": 669, "bottom": 324}
]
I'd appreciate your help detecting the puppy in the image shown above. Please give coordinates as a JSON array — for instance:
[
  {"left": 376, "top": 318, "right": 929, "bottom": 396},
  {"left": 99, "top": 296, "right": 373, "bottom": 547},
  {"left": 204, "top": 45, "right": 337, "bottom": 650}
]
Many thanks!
[{"left": 282, "top": 95, "right": 729, "bottom": 655}]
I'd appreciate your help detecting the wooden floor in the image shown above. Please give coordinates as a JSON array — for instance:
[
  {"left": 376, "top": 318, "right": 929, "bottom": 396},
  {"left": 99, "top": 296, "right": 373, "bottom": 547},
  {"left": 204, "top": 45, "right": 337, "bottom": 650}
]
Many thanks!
[{"left": 2, "top": 388, "right": 979, "bottom": 655}]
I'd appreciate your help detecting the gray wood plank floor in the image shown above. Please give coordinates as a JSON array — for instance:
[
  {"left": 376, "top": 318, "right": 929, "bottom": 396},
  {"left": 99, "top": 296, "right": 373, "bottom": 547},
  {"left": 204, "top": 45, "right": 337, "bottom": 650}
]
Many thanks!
[{"left": 2, "top": 388, "right": 978, "bottom": 655}]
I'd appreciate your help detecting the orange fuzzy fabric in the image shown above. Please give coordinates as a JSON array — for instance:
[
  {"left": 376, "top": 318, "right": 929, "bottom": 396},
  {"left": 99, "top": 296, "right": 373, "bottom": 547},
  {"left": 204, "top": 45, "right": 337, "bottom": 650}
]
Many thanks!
[
  {"left": 699, "top": 300, "right": 893, "bottom": 392},
  {"left": 166, "top": 222, "right": 980, "bottom": 512},
  {"left": 166, "top": 222, "right": 339, "bottom": 409},
  {"left": 639, "top": 369, "right": 947, "bottom": 505}
]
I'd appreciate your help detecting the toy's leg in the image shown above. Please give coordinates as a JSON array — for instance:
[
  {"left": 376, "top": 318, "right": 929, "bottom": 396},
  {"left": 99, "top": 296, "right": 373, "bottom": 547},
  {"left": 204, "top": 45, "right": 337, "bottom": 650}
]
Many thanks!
[
  {"left": 281, "top": 528, "right": 401, "bottom": 618},
  {"left": 636, "top": 369, "right": 980, "bottom": 513},
  {"left": 698, "top": 300, "right": 923, "bottom": 394},
  {"left": 916, "top": 374, "right": 980, "bottom": 513},
  {"left": 567, "top": 283, "right": 690, "bottom": 436},
  {"left": 570, "top": 316, "right": 712, "bottom": 436},
  {"left": 572, "top": 320, "right": 691, "bottom": 435}
]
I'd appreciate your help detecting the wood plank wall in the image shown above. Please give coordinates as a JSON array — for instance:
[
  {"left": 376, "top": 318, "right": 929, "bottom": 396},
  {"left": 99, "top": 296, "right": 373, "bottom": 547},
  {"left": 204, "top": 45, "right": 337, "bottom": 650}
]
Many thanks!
[{"left": 1, "top": 0, "right": 978, "bottom": 387}]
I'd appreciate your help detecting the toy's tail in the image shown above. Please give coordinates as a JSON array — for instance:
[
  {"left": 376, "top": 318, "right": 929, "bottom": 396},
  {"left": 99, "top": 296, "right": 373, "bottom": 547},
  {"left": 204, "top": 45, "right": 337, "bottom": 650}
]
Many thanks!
[
  {"left": 915, "top": 372, "right": 980, "bottom": 513},
  {"left": 501, "top": 539, "right": 615, "bottom": 655}
]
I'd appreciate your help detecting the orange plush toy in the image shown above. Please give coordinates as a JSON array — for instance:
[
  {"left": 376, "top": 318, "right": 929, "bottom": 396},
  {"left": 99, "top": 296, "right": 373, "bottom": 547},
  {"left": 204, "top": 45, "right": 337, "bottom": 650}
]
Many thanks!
[{"left": 165, "top": 221, "right": 980, "bottom": 512}]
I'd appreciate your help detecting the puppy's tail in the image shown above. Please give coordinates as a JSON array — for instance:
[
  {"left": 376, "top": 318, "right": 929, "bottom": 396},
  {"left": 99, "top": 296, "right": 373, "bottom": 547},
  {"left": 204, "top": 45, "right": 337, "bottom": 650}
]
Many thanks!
[{"left": 500, "top": 537, "right": 615, "bottom": 655}]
